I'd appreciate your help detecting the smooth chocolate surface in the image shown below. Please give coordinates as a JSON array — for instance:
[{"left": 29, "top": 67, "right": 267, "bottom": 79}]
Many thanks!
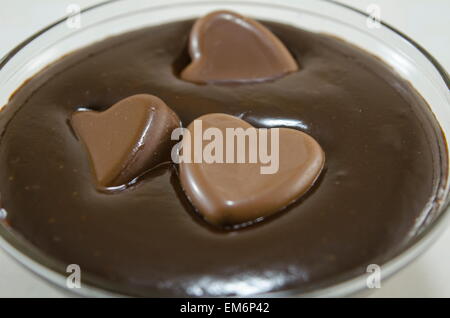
[
  {"left": 72, "top": 94, "right": 180, "bottom": 188},
  {"left": 181, "top": 11, "right": 298, "bottom": 83},
  {"left": 0, "top": 20, "right": 446, "bottom": 296},
  {"left": 179, "top": 113, "right": 325, "bottom": 226}
]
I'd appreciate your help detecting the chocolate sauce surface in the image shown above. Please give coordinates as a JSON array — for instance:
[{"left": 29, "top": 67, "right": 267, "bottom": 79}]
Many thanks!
[{"left": 0, "top": 20, "right": 446, "bottom": 296}]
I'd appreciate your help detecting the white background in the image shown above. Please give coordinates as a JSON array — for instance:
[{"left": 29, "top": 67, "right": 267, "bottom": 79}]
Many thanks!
[{"left": 0, "top": 0, "right": 449, "bottom": 297}]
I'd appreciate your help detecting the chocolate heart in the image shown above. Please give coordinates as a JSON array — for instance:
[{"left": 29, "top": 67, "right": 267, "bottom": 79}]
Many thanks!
[
  {"left": 71, "top": 94, "right": 180, "bottom": 188},
  {"left": 179, "top": 113, "right": 325, "bottom": 226},
  {"left": 181, "top": 10, "right": 298, "bottom": 84}
]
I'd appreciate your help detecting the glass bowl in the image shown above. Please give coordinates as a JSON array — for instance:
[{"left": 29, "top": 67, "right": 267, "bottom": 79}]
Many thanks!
[{"left": 0, "top": 0, "right": 448, "bottom": 297}]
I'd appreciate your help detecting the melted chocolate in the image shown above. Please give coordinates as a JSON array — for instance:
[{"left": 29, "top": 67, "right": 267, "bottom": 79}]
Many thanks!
[{"left": 0, "top": 20, "right": 446, "bottom": 296}]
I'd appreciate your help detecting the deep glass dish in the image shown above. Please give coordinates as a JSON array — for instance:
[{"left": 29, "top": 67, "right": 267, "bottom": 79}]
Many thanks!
[{"left": 0, "top": 0, "right": 448, "bottom": 297}]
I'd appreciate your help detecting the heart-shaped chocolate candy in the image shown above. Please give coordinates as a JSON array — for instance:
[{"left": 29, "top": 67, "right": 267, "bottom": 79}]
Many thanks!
[
  {"left": 181, "top": 10, "right": 298, "bottom": 84},
  {"left": 72, "top": 94, "right": 180, "bottom": 188},
  {"left": 179, "top": 113, "right": 325, "bottom": 226}
]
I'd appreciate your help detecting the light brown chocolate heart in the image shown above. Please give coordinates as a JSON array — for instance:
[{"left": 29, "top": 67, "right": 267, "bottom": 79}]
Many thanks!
[
  {"left": 179, "top": 113, "right": 325, "bottom": 226},
  {"left": 181, "top": 10, "right": 299, "bottom": 84},
  {"left": 71, "top": 94, "right": 180, "bottom": 188}
]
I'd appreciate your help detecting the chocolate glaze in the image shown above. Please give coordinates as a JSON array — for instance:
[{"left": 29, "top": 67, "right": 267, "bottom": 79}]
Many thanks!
[{"left": 0, "top": 20, "right": 446, "bottom": 296}]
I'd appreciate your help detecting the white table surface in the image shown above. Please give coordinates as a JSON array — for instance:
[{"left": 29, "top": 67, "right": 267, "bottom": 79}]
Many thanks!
[{"left": 0, "top": 0, "right": 449, "bottom": 298}]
